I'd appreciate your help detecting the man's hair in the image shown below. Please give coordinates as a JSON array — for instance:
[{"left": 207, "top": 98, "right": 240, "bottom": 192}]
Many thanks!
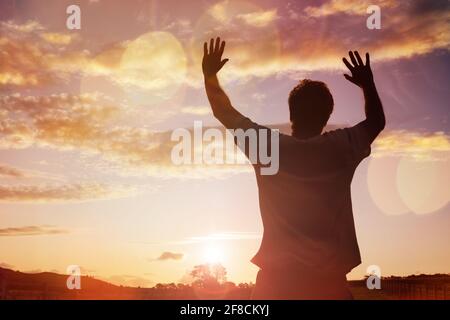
[{"left": 288, "top": 79, "right": 334, "bottom": 134}]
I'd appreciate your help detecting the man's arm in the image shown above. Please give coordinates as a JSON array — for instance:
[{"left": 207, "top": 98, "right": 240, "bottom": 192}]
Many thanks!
[
  {"left": 202, "top": 37, "right": 245, "bottom": 129},
  {"left": 343, "top": 51, "right": 386, "bottom": 143}
]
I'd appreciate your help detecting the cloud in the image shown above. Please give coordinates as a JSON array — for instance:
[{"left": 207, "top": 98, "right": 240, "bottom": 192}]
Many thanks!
[
  {"left": 181, "top": 106, "right": 211, "bottom": 115},
  {"left": 4, "top": 2, "right": 449, "bottom": 92},
  {"left": 90, "top": 31, "right": 187, "bottom": 91},
  {"left": 0, "top": 21, "right": 83, "bottom": 87},
  {"left": 1, "top": 20, "right": 44, "bottom": 33},
  {"left": 0, "top": 93, "right": 252, "bottom": 178},
  {"left": 0, "top": 262, "right": 14, "bottom": 269},
  {"left": 0, "top": 182, "right": 133, "bottom": 203},
  {"left": 0, "top": 225, "right": 68, "bottom": 236},
  {"left": 0, "top": 31, "right": 53, "bottom": 86},
  {"left": 304, "top": 0, "right": 397, "bottom": 17},
  {"left": 1, "top": 93, "right": 446, "bottom": 179},
  {"left": 410, "top": 0, "right": 450, "bottom": 14},
  {"left": 373, "top": 131, "right": 450, "bottom": 161},
  {"left": 190, "top": 0, "right": 450, "bottom": 82},
  {"left": 1, "top": 12, "right": 272, "bottom": 89},
  {"left": 251, "top": 93, "right": 266, "bottom": 102},
  {"left": 0, "top": 164, "right": 26, "bottom": 178},
  {"left": 0, "top": 93, "right": 123, "bottom": 149},
  {"left": 156, "top": 251, "right": 184, "bottom": 261},
  {"left": 208, "top": 1, "right": 229, "bottom": 23},
  {"left": 0, "top": 21, "right": 186, "bottom": 92},
  {"left": 0, "top": 21, "right": 60, "bottom": 86},
  {"left": 40, "top": 32, "right": 78, "bottom": 45},
  {"left": 237, "top": 9, "right": 278, "bottom": 27}
]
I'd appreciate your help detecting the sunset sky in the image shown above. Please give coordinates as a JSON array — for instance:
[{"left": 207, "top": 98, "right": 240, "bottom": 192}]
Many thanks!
[{"left": 0, "top": 0, "right": 449, "bottom": 287}]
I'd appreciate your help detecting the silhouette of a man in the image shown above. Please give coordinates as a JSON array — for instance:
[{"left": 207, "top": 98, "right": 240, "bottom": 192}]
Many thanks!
[{"left": 202, "top": 38, "right": 385, "bottom": 299}]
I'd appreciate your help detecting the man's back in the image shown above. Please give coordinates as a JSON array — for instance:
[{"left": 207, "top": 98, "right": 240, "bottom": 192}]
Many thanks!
[{"left": 236, "top": 119, "right": 372, "bottom": 275}]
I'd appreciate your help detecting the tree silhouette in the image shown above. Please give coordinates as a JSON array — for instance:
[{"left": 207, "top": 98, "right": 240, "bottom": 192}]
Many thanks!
[{"left": 190, "top": 263, "right": 227, "bottom": 288}]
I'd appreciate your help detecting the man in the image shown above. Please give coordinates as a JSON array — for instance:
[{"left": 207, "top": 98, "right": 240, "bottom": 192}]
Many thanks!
[{"left": 202, "top": 37, "right": 385, "bottom": 299}]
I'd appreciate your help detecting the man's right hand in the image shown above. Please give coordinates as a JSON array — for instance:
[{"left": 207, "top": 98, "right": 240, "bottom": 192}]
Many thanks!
[
  {"left": 343, "top": 51, "right": 374, "bottom": 88},
  {"left": 202, "top": 37, "right": 229, "bottom": 78}
]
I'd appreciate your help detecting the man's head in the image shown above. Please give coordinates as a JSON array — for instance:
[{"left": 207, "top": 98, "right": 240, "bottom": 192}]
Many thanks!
[{"left": 288, "top": 79, "right": 334, "bottom": 139}]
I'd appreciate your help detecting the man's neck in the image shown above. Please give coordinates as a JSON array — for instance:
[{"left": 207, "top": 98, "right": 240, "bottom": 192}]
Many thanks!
[{"left": 292, "top": 130, "right": 322, "bottom": 140}]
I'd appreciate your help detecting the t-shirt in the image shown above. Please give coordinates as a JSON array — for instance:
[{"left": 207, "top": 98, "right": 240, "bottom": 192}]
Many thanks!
[{"left": 231, "top": 117, "right": 372, "bottom": 274}]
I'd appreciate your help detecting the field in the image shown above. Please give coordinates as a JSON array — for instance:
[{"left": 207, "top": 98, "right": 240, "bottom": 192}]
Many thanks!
[{"left": 1, "top": 267, "right": 448, "bottom": 300}]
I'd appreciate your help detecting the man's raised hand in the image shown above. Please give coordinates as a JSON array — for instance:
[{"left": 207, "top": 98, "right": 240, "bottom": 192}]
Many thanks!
[
  {"left": 202, "top": 37, "right": 229, "bottom": 78},
  {"left": 343, "top": 51, "right": 374, "bottom": 88}
]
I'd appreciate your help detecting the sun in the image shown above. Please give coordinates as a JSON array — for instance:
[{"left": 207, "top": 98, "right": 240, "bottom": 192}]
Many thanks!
[{"left": 202, "top": 245, "right": 225, "bottom": 264}]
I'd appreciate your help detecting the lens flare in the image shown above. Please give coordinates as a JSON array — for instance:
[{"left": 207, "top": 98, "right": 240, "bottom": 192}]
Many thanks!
[
  {"left": 80, "top": 31, "right": 187, "bottom": 107},
  {"left": 367, "top": 157, "right": 410, "bottom": 215},
  {"left": 396, "top": 156, "right": 449, "bottom": 215}
]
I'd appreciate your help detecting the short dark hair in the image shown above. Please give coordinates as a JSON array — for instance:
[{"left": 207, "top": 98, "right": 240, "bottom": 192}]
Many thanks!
[{"left": 288, "top": 79, "right": 334, "bottom": 134}]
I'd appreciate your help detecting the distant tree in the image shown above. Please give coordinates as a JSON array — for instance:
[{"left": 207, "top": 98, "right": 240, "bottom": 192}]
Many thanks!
[
  {"left": 176, "top": 283, "right": 188, "bottom": 290},
  {"left": 238, "top": 282, "right": 254, "bottom": 289},
  {"left": 224, "top": 281, "right": 236, "bottom": 289},
  {"left": 166, "top": 283, "right": 177, "bottom": 290},
  {"left": 190, "top": 263, "right": 227, "bottom": 288},
  {"left": 155, "top": 283, "right": 166, "bottom": 290}
]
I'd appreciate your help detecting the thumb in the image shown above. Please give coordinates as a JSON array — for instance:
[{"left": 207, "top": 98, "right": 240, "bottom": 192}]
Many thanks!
[
  {"left": 220, "top": 59, "right": 229, "bottom": 68},
  {"left": 344, "top": 74, "right": 357, "bottom": 85}
]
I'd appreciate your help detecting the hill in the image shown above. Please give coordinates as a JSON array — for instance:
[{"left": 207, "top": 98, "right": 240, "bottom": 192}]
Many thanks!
[{"left": 0, "top": 266, "right": 448, "bottom": 300}]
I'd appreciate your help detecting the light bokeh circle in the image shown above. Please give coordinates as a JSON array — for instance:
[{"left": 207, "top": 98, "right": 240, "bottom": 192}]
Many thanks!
[
  {"left": 396, "top": 156, "right": 449, "bottom": 215},
  {"left": 368, "top": 155, "right": 450, "bottom": 216}
]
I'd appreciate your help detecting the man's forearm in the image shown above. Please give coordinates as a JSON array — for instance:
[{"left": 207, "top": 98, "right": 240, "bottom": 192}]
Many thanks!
[
  {"left": 204, "top": 75, "right": 243, "bottom": 129},
  {"left": 362, "top": 81, "right": 386, "bottom": 141}
]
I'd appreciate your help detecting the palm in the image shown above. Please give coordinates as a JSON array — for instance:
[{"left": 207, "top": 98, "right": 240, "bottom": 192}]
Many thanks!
[
  {"left": 343, "top": 51, "right": 374, "bottom": 88},
  {"left": 202, "top": 37, "right": 229, "bottom": 77}
]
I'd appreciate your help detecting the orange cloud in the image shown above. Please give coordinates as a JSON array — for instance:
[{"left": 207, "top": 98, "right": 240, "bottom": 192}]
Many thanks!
[
  {"left": 0, "top": 21, "right": 81, "bottom": 87},
  {"left": 305, "top": 0, "right": 397, "bottom": 17},
  {"left": 156, "top": 252, "right": 184, "bottom": 261},
  {"left": 0, "top": 93, "right": 252, "bottom": 178},
  {"left": 190, "top": 0, "right": 450, "bottom": 82},
  {"left": 237, "top": 9, "right": 278, "bottom": 27},
  {"left": 3, "top": 1, "right": 449, "bottom": 90},
  {"left": 0, "top": 35, "right": 53, "bottom": 86},
  {"left": 40, "top": 32, "right": 78, "bottom": 45},
  {"left": 0, "top": 21, "right": 186, "bottom": 92},
  {"left": 0, "top": 182, "right": 133, "bottom": 203},
  {"left": 0, "top": 225, "right": 68, "bottom": 236},
  {"left": 0, "top": 164, "right": 26, "bottom": 178},
  {"left": 373, "top": 131, "right": 450, "bottom": 161},
  {"left": 181, "top": 106, "right": 211, "bottom": 115},
  {"left": 2, "top": 92, "right": 447, "bottom": 179}
]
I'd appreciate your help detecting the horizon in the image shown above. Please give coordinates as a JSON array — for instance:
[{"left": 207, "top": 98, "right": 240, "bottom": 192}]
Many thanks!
[{"left": 2, "top": 263, "right": 449, "bottom": 289}]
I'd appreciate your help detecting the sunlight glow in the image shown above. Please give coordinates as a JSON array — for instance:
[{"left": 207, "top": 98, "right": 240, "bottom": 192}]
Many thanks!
[{"left": 202, "top": 244, "right": 225, "bottom": 264}]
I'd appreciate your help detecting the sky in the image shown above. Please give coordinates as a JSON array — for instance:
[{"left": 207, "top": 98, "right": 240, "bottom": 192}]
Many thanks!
[{"left": 0, "top": 0, "right": 449, "bottom": 287}]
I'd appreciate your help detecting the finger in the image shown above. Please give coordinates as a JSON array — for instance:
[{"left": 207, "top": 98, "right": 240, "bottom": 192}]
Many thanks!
[
  {"left": 342, "top": 58, "right": 353, "bottom": 71},
  {"left": 215, "top": 37, "right": 221, "bottom": 53},
  {"left": 209, "top": 38, "right": 214, "bottom": 54},
  {"left": 203, "top": 42, "right": 208, "bottom": 56},
  {"left": 219, "top": 58, "right": 229, "bottom": 69},
  {"left": 349, "top": 51, "right": 358, "bottom": 67},
  {"left": 354, "top": 51, "right": 364, "bottom": 66},
  {"left": 219, "top": 40, "right": 226, "bottom": 57},
  {"left": 344, "top": 74, "right": 357, "bottom": 85},
  {"left": 365, "top": 52, "right": 370, "bottom": 66}
]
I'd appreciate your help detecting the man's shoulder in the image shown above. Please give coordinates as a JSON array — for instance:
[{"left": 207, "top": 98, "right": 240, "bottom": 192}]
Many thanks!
[{"left": 321, "top": 127, "right": 353, "bottom": 146}]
